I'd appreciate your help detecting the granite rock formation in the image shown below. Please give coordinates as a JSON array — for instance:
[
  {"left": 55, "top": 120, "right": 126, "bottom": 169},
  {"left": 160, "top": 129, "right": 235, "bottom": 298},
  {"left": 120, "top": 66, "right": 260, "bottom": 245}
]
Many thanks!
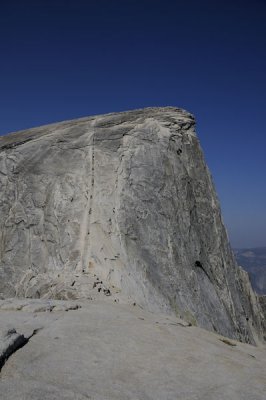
[{"left": 0, "top": 107, "right": 265, "bottom": 344}]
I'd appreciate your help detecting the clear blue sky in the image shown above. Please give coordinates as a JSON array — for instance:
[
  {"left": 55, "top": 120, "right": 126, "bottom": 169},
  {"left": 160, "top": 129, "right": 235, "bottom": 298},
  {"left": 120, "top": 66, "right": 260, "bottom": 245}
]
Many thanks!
[{"left": 0, "top": 0, "right": 265, "bottom": 248}]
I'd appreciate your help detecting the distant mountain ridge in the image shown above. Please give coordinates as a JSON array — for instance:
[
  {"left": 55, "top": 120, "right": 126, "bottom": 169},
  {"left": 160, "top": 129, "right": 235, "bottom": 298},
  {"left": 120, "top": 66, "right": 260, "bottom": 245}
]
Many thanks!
[{"left": 234, "top": 247, "right": 266, "bottom": 295}]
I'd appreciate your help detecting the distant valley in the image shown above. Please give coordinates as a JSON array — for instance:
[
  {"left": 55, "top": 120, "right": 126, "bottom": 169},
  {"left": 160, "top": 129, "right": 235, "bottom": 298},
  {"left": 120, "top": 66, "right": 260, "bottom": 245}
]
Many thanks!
[{"left": 234, "top": 247, "right": 266, "bottom": 295}]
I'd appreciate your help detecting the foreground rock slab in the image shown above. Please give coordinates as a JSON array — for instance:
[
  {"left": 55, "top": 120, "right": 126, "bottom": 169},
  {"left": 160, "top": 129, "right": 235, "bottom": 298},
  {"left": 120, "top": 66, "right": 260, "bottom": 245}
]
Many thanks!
[{"left": 0, "top": 299, "right": 265, "bottom": 400}]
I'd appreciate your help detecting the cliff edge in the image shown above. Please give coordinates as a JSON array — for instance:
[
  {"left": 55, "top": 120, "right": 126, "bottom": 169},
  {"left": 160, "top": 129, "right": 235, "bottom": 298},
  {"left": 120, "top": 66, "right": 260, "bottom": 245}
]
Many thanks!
[{"left": 0, "top": 107, "right": 265, "bottom": 344}]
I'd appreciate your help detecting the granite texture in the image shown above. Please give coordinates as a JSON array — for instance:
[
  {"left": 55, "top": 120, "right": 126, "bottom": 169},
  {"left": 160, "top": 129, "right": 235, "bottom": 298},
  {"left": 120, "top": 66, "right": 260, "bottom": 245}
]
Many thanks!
[
  {"left": 0, "top": 107, "right": 265, "bottom": 343},
  {"left": 0, "top": 299, "right": 266, "bottom": 400}
]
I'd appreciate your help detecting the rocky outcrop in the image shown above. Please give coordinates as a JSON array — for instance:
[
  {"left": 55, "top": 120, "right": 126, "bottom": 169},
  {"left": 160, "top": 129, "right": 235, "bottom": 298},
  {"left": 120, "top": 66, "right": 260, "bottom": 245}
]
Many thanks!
[
  {"left": 0, "top": 329, "right": 28, "bottom": 371},
  {"left": 0, "top": 107, "right": 265, "bottom": 343},
  {"left": 234, "top": 247, "right": 266, "bottom": 294}
]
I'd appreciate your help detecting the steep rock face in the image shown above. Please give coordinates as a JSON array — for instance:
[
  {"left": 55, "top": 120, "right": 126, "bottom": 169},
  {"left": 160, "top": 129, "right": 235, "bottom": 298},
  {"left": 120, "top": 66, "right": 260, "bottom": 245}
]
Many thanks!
[{"left": 0, "top": 107, "right": 265, "bottom": 343}]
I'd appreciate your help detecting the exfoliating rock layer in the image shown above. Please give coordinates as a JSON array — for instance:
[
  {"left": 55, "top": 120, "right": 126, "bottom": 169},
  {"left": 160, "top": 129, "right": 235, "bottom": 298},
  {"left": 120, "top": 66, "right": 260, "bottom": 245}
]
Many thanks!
[{"left": 0, "top": 107, "right": 265, "bottom": 343}]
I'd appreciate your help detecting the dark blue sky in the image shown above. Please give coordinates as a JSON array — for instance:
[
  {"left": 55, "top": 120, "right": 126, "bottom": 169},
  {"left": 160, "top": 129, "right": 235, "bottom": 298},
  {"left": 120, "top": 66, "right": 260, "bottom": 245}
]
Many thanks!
[{"left": 0, "top": 0, "right": 265, "bottom": 247}]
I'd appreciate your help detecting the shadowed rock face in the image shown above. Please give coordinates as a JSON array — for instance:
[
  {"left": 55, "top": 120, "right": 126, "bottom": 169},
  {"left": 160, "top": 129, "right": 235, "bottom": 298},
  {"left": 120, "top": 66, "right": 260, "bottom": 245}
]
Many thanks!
[{"left": 0, "top": 107, "right": 265, "bottom": 343}]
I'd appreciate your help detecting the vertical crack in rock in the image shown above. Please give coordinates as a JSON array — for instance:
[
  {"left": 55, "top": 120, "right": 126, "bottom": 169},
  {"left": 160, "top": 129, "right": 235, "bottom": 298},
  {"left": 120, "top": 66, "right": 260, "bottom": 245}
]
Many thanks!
[{"left": 79, "top": 129, "right": 96, "bottom": 273}]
